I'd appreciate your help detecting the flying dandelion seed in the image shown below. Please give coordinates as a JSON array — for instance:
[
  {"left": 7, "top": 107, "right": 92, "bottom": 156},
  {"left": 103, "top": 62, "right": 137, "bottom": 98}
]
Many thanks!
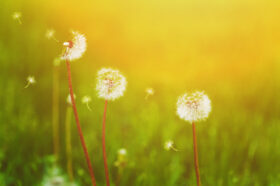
[
  {"left": 96, "top": 68, "right": 127, "bottom": 101},
  {"left": 24, "top": 76, "right": 36, "bottom": 88},
  {"left": 12, "top": 11, "right": 22, "bottom": 24},
  {"left": 176, "top": 90, "right": 211, "bottom": 186},
  {"left": 82, "top": 95, "right": 92, "bottom": 111},
  {"left": 145, "top": 87, "right": 154, "bottom": 99},
  {"left": 96, "top": 68, "right": 127, "bottom": 186},
  {"left": 164, "top": 140, "right": 178, "bottom": 152},
  {"left": 62, "top": 31, "right": 87, "bottom": 61},
  {"left": 46, "top": 29, "right": 59, "bottom": 42},
  {"left": 176, "top": 91, "right": 211, "bottom": 123}
]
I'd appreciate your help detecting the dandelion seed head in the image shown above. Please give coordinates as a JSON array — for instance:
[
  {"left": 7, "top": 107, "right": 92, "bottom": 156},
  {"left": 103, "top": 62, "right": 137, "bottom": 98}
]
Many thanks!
[
  {"left": 176, "top": 91, "right": 211, "bottom": 123},
  {"left": 27, "top": 76, "right": 36, "bottom": 84},
  {"left": 146, "top": 88, "right": 154, "bottom": 96},
  {"left": 46, "top": 29, "right": 55, "bottom": 39},
  {"left": 66, "top": 94, "right": 76, "bottom": 106},
  {"left": 164, "top": 140, "right": 174, "bottom": 151},
  {"left": 96, "top": 68, "right": 127, "bottom": 101},
  {"left": 82, "top": 95, "right": 91, "bottom": 104},
  {"left": 12, "top": 12, "right": 21, "bottom": 19},
  {"left": 61, "top": 31, "right": 87, "bottom": 61}
]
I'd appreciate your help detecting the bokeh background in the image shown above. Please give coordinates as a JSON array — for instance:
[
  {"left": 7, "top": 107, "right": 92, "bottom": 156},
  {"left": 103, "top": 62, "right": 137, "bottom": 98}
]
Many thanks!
[{"left": 1, "top": 0, "right": 280, "bottom": 185}]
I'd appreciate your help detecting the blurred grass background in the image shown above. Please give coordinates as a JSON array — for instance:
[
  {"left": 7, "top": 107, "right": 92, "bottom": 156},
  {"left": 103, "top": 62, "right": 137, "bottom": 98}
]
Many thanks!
[{"left": 1, "top": 0, "right": 280, "bottom": 185}]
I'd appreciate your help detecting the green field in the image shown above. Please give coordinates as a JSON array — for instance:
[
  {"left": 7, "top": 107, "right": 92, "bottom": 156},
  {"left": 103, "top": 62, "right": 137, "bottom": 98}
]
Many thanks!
[{"left": 1, "top": 0, "right": 280, "bottom": 185}]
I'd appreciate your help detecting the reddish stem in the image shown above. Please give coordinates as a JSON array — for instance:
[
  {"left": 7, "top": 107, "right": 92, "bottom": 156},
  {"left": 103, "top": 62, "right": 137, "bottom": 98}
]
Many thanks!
[
  {"left": 102, "top": 100, "right": 110, "bottom": 186},
  {"left": 192, "top": 122, "right": 201, "bottom": 186},
  {"left": 66, "top": 60, "right": 97, "bottom": 186}
]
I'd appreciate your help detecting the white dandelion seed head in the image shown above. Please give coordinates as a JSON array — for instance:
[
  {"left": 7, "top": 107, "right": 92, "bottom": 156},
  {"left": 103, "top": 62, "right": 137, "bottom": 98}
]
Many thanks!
[
  {"left": 46, "top": 29, "right": 55, "bottom": 39},
  {"left": 82, "top": 95, "right": 92, "bottom": 104},
  {"left": 176, "top": 91, "right": 211, "bottom": 123},
  {"left": 61, "top": 31, "right": 87, "bottom": 61},
  {"left": 12, "top": 12, "right": 21, "bottom": 19},
  {"left": 164, "top": 140, "right": 174, "bottom": 151},
  {"left": 118, "top": 148, "right": 127, "bottom": 156},
  {"left": 96, "top": 68, "right": 127, "bottom": 101},
  {"left": 66, "top": 94, "right": 76, "bottom": 106},
  {"left": 27, "top": 76, "right": 36, "bottom": 84},
  {"left": 146, "top": 87, "right": 154, "bottom": 96}
]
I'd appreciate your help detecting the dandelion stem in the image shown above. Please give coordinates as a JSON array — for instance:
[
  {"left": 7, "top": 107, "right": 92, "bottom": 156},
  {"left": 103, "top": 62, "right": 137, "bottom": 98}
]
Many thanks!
[
  {"left": 102, "top": 100, "right": 110, "bottom": 186},
  {"left": 66, "top": 60, "right": 97, "bottom": 186},
  {"left": 65, "top": 106, "right": 74, "bottom": 181},
  {"left": 192, "top": 122, "right": 201, "bottom": 186},
  {"left": 52, "top": 65, "right": 60, "bottom": 162}
]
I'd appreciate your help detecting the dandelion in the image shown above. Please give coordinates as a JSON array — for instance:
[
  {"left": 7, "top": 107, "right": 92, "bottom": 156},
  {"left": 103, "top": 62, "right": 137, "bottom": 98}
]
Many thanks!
[
  {"left": 114, "top": 148, "right": 128, "bottom": 186},
  {"left": 12, "top": 11, "right": 22, "bottom": 24},
  {"left": 82, "top": 95, "right": 92, "bottom": 111},
  {"left": 62, "top": 31, "right": 96, "bottom": 186},
  {"left": 176, "top": 91, "right": 211, "bottom": 186},
  {"left": 46, "top": 29, "right": 59, "bottom": 42},
  {"left": 96, "top": 68, "right": 127, "bottom": 186},
  {"left": 96, "top": 68, "right": 127, "bottom": 101},
  {"left": 24, "top": 76, "right": 36, "bottom": 88},
  {"left": 61, "top": 31, "right": 87, "bottom": 61},
  {"left": 164, "top": 140, "right": 178, "bottom": 152},
  {"left": 145, "top": 87, "right": 154, "bottom": 99}
]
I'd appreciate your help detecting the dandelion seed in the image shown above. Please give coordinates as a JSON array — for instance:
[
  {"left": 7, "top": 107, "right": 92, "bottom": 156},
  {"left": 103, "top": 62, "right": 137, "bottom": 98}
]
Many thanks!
[
  {"left": 12, "top": 11, "right": 22, "bottom": 24},
  {"left": 145, "top": 87, "right": 154, "bottom": 99},
  {"left": 46, "top": 29, "right": 59, "bottom": 42},
  {"left": 176, "top": 90, "right": 211, "bottom": 186},
  {"left": 176, "top": 91, "right": 211, "bottom": 123},
  {"left": 82, "top": 95, "right": 92, "bottom": 111},
  {"left": 164, "top": 140, "right": 178, "bottom": 152},
  {"left": 61, "top": 31, "right": 87, "bottom": 61},
  {"left": 24, "top": 76, "right": 36, "bottom": 88},
  {"left": 96, "top": 68, "right": 127, "bottom": 101}
]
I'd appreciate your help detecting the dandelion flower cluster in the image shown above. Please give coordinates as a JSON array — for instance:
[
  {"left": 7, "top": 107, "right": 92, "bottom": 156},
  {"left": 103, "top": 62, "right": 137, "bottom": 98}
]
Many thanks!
[
  {"left": 176, "top": 91, "right": 211, "bottom": 123},
  {"left": 96, "top": 68, "right": 127, "bottom": 101},
  {"left": 62, "top": 31, "right": 87, "bottom": 61}
]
